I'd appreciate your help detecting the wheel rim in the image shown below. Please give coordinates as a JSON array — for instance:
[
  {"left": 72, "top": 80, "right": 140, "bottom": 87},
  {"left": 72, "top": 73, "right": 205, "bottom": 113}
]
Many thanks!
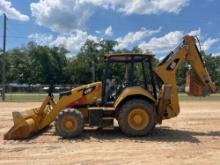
[
  {"left": 61, "top": 116, "right": 77, "bottom": 133},
  {"left": 128, "top": 108, "right": 149, "bottom": 130}
]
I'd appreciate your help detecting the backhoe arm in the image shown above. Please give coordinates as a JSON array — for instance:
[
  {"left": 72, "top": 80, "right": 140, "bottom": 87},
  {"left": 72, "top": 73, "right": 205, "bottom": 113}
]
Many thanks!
[
  {"left": 154, "top": 35, "right": 217, "bottom": 120},
  {"left": 184, "top": 36, "right": 217, "bottom": 95}
]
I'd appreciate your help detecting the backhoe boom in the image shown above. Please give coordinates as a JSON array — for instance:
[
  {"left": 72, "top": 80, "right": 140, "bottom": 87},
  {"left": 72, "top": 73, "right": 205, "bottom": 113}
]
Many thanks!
[{"left": 154, "top": 35, "right": 217, "bottom": 119}]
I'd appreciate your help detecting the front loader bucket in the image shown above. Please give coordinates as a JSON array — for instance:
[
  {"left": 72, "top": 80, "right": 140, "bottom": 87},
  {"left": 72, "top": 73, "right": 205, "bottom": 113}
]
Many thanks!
[
  {"left": 4, "top": 96, "right": 54, "bottom": 140},
  {"left": 4, "top": 109, "right": 40, "bottom": 140}
]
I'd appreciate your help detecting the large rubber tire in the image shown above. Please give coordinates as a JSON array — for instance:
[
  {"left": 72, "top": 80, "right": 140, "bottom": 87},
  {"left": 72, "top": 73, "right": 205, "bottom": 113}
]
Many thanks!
[
  {"left": 118, "top": 99, "right": 156, "bottom": 136},
  {"left": 55, "top": 109, "right": 83, "bottom": 138}
]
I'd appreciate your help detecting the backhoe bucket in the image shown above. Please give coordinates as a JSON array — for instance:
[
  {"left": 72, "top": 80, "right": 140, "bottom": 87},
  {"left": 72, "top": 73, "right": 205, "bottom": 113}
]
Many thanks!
[
  {"left": 185, "top": 71, "right": 211, "bottom": 96},
  {"left": 4, "top": 108, "right": 41, "bottom": 140}
]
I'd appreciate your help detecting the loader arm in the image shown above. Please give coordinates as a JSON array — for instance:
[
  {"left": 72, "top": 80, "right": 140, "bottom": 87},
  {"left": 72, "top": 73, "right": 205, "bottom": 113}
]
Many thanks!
[
  {"left": 154, "top": 35, "right": 217, "bottom": 119},
  {"left": 4, "top": 82, "right": 102, "bottom": 140}
]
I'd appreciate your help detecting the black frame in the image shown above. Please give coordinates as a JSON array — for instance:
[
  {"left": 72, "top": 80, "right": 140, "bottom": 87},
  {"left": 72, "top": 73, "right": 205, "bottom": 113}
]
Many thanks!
[{"left": 101, "top": 53, "right": 157, "bottom": 105}]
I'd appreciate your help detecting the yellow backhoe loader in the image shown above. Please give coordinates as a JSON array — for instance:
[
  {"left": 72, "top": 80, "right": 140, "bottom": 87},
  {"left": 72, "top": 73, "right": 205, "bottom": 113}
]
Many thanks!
[{"left": 4, "top": 35, "right": 217, "bottom": 140}]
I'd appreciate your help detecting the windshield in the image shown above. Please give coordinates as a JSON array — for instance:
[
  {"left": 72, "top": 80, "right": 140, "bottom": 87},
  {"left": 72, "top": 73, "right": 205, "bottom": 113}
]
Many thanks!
[{"left": 104, "top": 60, "right": 153, "bottom": 102}]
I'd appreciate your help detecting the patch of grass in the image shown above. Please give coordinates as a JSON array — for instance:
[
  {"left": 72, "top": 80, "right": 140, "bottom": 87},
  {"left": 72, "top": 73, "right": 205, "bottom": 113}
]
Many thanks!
[
  {"left": 0, "top": 93, "right": 219, "bottom": 102},
  {"left": 179, "top": 93, "right": 220, "bottom": 101},
  {"left": 2, "top": 93, "right": 59, "bottom": 102}
]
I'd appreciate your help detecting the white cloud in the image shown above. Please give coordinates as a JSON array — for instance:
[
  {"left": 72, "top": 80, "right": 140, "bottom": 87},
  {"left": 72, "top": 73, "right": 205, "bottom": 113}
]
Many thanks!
[
  {"left": 0, "top": 0, "right": 29, "bottom": 21},
  {"left": 28, "top": 33, "right": 54, "bottom": 45},
  {"left": 188, "top": 28, "right": 201, "bottom": 37},
  {"left": 84, "top": 0, "right": 189, "bottom": 15},
  {"left": 139, "top": 31, "right": 183, "bottom": 53},
  {"left": 28, "top": 27, "right": 161, "bottom": 54},
  {"left": 104, "top": 26, "right": 113, "bottom": 36},
  {"left": 138, "top": 28, "right": 212, "bottom": 54},
  {"left": 30, "top": 0, "right": 93, "bottom": 32},
  {"left": 28, "top": 28, "right": 218, "bottom": 56},
  {"left": 117, "top": 0, "right": 189, "bottom": 15},
  {"left": 28, "top": 30, "right": 98, "bottom": 54},
  {"left": 50, "top": 30, "right": 98, "bottom": 53},
  {"left": 201, "top": 38, "right": 219, "bottom": 51},
  {"left": 115, "top": 27, "right": 161, "bottom": 49},
  {"left": 30, "top": 0, "right": 189, "bottom": 33}
]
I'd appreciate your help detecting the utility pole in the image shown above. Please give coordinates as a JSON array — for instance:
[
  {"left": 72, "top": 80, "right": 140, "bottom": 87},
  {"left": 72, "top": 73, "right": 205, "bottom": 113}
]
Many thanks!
[{"left": 1, "top": 14, "right": 7, "bottom": 101}]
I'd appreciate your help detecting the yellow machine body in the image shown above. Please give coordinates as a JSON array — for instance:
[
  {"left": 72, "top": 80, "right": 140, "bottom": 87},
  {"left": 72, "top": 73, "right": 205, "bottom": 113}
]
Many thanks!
[
  {"left": 154, "top": 36, "right": 217, "bottom": 119},
  {"left": 114, "top": 86, "right": 156, "bottom": 108},
  {"left": 4, "top": 35, "right": 217, "bottom": 140}
]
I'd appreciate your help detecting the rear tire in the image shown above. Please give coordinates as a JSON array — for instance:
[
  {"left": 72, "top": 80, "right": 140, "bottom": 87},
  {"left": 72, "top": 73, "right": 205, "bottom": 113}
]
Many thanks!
[
  {"left": 118, "top": 99, "right": 156, "bottom": 136},
  {"left": 55, "top": 109, "right": 83, "bottom": 138}
]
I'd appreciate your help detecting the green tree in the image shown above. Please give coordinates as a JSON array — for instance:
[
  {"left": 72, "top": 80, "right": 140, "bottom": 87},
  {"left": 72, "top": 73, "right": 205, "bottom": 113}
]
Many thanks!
[
  {"left": 202, "top": 51, "right": 220, "bottom": 86},
  {"left": 2, "top": 39, "right": 219, "bottom": 91},
  {"left": 4, "top": 42, "right": 68, "bottom": 85},
  {"left": 66, "top": 39, "right": 118, "bottom": 84},
  {"left": 6, "top": 48, "right": 32, "bottom": 84}
]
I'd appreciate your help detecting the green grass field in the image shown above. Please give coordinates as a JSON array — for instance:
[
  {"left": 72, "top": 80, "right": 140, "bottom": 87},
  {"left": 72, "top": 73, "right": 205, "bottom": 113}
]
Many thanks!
[
  {"left": 1, "top": 93, "right": 59, "bottom": 102},
  {"left": 178, "top": 93, "right": 220, "bottom": 101},
  {"left": 1, "top": 93, "right": 220, "bottom": 102}
]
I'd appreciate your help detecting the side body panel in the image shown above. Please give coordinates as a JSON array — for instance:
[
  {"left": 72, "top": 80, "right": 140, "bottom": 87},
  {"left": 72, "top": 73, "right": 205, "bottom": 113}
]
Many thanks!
[{"left": 114, "top": 86, "right": 156, "bottom": 109}]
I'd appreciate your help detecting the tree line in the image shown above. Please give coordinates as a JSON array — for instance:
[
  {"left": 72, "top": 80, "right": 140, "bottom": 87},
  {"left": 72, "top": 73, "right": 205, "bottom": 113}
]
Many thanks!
[{"left": 0, "top": 39, "right": 220, "bottom": 88}]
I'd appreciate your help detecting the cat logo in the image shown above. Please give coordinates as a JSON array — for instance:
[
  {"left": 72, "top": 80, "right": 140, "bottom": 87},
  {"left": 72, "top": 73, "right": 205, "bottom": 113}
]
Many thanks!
[
  {"left": 82, "top": 86, "right": 96, "bottom": 96},
  {"left": 167, "top": 59, "right": 180, "bottom": 71}
]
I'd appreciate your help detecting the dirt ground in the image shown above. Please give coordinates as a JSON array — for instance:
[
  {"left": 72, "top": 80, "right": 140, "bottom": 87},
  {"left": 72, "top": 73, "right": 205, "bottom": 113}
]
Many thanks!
[{"left": 0, "top": 101, "right": 220, "bottom": 165}]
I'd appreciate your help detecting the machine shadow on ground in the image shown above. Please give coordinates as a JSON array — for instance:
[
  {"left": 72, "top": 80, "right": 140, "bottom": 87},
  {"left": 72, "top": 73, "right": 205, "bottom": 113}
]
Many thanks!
[
  {"left": 16, "top": 125, "right": 220, "bottom": 144},
  {"left": 76, "top": 127, "right": 220, "bottom": 144}
]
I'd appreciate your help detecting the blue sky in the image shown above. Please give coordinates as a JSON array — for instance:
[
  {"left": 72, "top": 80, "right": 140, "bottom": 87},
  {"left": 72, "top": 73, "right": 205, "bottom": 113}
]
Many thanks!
[{"left": 0, "top": 0, "right": 220, "bottom": 57}]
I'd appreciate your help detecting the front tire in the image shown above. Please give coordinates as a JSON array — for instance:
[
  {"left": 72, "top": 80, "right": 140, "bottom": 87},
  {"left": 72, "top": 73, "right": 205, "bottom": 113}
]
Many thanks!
[
  {"left": 118, "top": 99, "right": 156, "bottom": 136},
  {"left": 55, "top": 109, "right": 84, "bottom": 138}
]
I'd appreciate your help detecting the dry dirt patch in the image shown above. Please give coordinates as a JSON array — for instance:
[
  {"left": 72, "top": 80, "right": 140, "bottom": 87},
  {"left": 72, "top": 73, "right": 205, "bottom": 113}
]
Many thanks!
[{"left": 0, "top": 101, "right": 220, "bottom": 165}]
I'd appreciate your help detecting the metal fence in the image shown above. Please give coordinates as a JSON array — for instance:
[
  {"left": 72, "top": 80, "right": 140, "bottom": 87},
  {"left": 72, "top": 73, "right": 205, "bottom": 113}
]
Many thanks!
[
  {"left": 0, "top": 84, "right": 73, "bottom": 102},
  {"left": 0, "top": 84, "right": 73, "bottom": 93}
]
